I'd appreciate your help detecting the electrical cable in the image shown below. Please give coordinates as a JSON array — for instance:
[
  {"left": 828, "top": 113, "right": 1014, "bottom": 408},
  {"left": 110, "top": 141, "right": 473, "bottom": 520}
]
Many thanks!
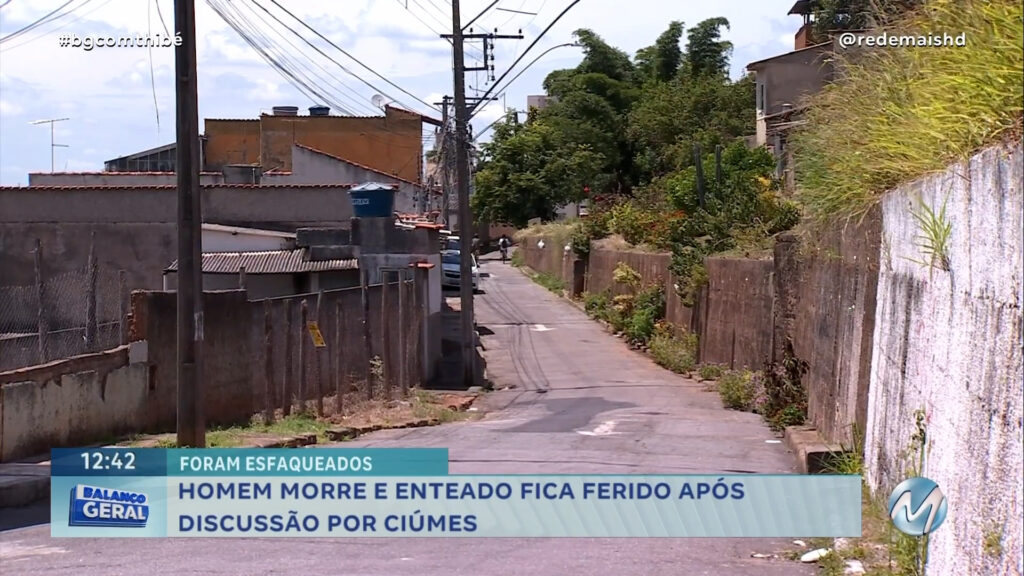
[
  {"left": 0, "top": 0, "right": 87, "bottom": 44},
  {"left": 0, "top": 0, "right": 111, "bottom": 52},
  {"left": 266, "top": 0, "right": 439, "bottom": 113},
  {"left": 234, "top": 0, "right": 377, "bottom": 115},
  {"left": 468, "top": 0, "right": 581, "bottom": 120},
  {"left": 208, "top": 0, "right": 345, "bottom": 114}
]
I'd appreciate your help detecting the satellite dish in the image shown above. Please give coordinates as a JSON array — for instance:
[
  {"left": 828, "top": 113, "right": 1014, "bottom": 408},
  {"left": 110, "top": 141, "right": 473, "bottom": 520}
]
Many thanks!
[{"left": 371, "top": 94, "right": 385, "bottom": 109}]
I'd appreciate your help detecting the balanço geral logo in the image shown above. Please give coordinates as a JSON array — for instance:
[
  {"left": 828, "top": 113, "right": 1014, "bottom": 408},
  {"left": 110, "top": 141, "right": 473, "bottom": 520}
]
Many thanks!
[{"left": 888, "top": 477, "right": 948, "bottom": 536}]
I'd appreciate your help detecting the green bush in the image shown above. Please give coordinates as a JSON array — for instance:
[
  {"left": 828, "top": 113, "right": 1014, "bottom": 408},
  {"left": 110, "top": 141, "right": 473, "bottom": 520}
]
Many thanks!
[
  {"left": 625, "top": 285, "right": 665, "bottom": 344},
  {"left": 718, "top": 370, "right": 756, "bottom": 411},
  {"left": 582, "top": 291, "right": 611, "bottom": 317},
  {"left": 698, "top": 364, "right": 724, "bottom": 381},
  {"left": 649, "top": 323, "right": 699, "bottom": 374}
]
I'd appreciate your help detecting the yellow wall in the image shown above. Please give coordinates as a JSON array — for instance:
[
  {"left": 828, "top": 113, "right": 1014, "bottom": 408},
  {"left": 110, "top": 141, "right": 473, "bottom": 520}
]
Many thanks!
[
  {"left": 203, "top": 120, "right": 260, "bottom": 169},
  {"left": 204, "top": 108, "right": 423, "bottom": 182}
]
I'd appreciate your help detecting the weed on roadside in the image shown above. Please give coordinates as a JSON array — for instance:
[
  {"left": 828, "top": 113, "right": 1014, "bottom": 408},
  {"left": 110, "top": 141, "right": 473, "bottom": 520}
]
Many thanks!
[
  {"left": 698, "top": 363, "right": 724, "bottom": 381},
  {"left": 649, "top": 323, "right": 699, "bottom": 374},
  {"left": 717, "top": 370, "right": 756, "bottom": 411}
]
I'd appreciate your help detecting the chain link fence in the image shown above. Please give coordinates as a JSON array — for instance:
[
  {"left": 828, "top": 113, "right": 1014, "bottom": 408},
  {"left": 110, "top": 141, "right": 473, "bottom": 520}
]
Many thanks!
[{"left": 0, "top": 262, "right": 128, "bottom": 372}]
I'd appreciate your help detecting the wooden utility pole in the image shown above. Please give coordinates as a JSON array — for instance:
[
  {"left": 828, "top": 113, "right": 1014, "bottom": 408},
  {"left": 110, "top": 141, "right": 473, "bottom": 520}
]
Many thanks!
[{"left": 174, "top": 0, "right": 204, "bottom": 447}]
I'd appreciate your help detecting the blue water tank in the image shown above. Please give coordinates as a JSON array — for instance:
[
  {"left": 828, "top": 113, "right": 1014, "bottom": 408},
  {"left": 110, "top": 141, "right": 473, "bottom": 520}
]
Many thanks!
[{"left": 348, "top": 182, "right": 398, "bottom": 217}]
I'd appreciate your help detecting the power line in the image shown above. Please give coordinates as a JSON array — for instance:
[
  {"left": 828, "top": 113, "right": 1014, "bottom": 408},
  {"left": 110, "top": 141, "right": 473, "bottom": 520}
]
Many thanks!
[
  {"left": 0, "top": 0, "right": 112, "bottom": 52},
  {"left": 468, "top": 0, "right": 581, "bottom": 120},
  {"left": 0, "top": 0, "right": 14, "bottom": 10},
  {"left": 0, "top": 0, "right": 87, "bottom": 44},
  {"left": 265, "top": 0, "right": 439, "bottom": 113},
  {"left": 232, "top": 0, "right": 377, "bottom": 115},
  {"left": 208, "top": 0, "right": 351, "bottom": 114}
]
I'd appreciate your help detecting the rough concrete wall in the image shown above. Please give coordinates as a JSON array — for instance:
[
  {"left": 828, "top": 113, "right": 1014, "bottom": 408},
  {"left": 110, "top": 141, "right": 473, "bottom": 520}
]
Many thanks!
[
  {"left": 517, "top": 235, "right": 581, "bottom": 291},
  {"left": 865, "top": 143, "right": 1023, "bottom": 576},
  {"left": 699, "top": 257, "right": 775, "bottom": 370},
  {"left": 774, "top": 208, "right": 882, "bottom": 446},
  {"left": 0, "top": 348, "right": 147, "bottom": 461},
  {"left": 138, "top": 290, "right": 256, "bottom": 428},
  {"left": 586, "top": 246, "right": 670, "bottom": 296},
  {"left": 0, "top": 186, "right": 353, "bottom": 291}
]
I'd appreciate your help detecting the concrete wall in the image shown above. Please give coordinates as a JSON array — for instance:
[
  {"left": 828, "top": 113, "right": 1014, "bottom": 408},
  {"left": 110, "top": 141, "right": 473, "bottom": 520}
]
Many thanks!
[
  {"left": 864, "top": 143, "right": 1023, "bottom": 576},
  {"left": 0, "top": 185, "right": 354, "bottom": 291},
  {"left": 0, "top": 346, "right": 148, "bottom": 462},
  {"left": 699, "top": 257, "right": 775, "bottom": 370},
  {"left": 586, "top": 243, "right": 670, "bottom": 296},
  {"left": 257, "top": 107, "right": 423, "bottom": 182},
  {"left": 774, "top": 210, "right": 882, "bottom": 446},
  {"left": 287, "top": 146, "right": 420, "bottom": 213}
]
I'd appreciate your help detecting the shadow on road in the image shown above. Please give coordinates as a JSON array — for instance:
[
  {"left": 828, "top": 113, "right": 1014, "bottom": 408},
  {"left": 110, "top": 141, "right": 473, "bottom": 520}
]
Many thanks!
[{"left": 0, "top": 499, "right": 49, "bottom": 533}]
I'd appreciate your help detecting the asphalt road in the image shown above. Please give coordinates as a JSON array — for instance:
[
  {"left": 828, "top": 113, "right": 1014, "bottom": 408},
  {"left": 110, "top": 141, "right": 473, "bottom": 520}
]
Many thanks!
[{"left": 0, "top": 256, "right": 813, "bottom": 575}]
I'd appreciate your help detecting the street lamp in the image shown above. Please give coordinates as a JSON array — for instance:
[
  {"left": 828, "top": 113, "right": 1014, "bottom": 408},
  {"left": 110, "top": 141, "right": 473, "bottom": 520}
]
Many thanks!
[{"left": 29, "top": 117, "right": 70, "bottom": 173}]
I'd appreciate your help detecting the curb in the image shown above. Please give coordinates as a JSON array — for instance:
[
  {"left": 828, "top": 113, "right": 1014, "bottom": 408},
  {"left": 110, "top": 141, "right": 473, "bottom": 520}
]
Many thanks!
[{"left": 0, "top": 464, "right": 51, "bottom": 509}]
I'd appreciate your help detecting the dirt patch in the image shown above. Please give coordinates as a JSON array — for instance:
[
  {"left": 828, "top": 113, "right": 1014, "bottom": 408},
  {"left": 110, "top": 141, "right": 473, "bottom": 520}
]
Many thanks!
[{"left": 118, "top": 391, "right": 480, "bottom": 448}]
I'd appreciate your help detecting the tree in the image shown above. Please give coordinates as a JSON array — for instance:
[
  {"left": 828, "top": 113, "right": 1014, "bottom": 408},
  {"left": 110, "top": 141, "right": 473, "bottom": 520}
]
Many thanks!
[
  {"left": 635, "top": 21, "right": 685, "bottom": 84},
  {"left": 573, "top": 29, "right": 635, "bottom": 83},
  {"left": 683, "top": 17, "right": 732, "bottom": 79}
]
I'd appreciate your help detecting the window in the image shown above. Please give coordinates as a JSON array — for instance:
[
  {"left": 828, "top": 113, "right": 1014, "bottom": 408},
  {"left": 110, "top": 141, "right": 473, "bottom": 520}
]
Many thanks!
[{"left": 756, "top": 80, "right": 765, "bottom": 115}]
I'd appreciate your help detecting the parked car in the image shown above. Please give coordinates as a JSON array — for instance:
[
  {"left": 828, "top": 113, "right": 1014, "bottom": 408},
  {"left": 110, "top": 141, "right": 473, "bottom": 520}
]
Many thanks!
[
  {"left": 441, "top": 250, "right": 479, "bottom": 290},
  {"left": 443, "top": 236, "right": 461, "bottom": 252}
]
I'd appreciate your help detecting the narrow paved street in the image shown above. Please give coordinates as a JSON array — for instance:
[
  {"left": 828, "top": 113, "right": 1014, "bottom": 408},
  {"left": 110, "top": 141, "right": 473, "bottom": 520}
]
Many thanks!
[{"left": 0, "top": 257, "right": 811, "bottom": 575}]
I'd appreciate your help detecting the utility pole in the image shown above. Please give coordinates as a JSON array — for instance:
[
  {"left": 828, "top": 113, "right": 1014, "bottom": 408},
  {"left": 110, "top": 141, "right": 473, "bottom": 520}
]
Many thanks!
[
  {"left": 449, "top": 0, "right": 476, "bottom": 387},
  {"left": 447, "top": 4, "right": 522, "bottom": 387},
  {"left": 174, "top": 0, "right": 204, "bottom": 447}
]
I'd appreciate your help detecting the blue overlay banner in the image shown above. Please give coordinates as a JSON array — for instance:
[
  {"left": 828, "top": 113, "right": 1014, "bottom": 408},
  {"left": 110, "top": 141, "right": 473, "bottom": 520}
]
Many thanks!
[{"left": 51, "top": 460, "right": 862, "bottom": 538}]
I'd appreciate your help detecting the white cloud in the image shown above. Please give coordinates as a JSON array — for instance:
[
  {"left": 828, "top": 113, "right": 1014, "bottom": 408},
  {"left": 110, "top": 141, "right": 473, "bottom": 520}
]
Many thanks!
[
  {"left": 0, "top": 0, "right": 804, "bottom": 183},
  {"left": 0, "top": 100, "right": 22, "bottom": 115}
]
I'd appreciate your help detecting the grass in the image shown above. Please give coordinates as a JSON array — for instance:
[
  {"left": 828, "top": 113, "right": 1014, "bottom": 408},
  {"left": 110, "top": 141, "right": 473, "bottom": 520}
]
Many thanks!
[
  {"left": 514, "top": 221, "right": 576, "bottom": 250},
  {"left": 907, "top": 195, "right": 952, "bottom": 276},
  {"left": 204, "top": 413, "right": 334, "bottom": 447},
  {"left": 791, "top": 0, "right": 1023, "bottom": 222},
  {"left": 529, "top": 271, "right": 566, "bottom": 294},
  {"left": 510, "top": 249, "right": 524, "bottom": 267},
  {"left": 132, "top": 390, "right": 477, "bottom": 448},
  {"left": 411, "top": 390, "right": 473, "bottom": 424}
]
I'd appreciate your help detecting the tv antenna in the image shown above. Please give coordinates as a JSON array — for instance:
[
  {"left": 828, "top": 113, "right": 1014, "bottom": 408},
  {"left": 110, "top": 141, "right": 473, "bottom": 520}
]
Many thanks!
[{"left": 29, "top": 117, "right": 69, "bottom": 172}]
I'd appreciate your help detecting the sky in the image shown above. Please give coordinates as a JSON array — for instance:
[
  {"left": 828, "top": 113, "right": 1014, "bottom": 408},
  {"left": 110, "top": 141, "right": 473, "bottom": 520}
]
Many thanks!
[{"left": 0, "top": 0, "right": 802, "bottom": 186}]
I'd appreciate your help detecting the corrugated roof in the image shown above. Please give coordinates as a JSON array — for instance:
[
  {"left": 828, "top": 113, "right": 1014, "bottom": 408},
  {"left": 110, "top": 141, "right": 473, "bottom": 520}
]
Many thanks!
[{"left": 166, "top": 249, "right": 357, "bottom": 274}]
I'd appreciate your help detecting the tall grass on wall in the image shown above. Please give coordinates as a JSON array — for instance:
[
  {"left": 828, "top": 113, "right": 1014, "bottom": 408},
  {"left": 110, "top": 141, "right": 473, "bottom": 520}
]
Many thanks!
[{"left": 791, "top": 0, "right": 1024, "bottom": 222}]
